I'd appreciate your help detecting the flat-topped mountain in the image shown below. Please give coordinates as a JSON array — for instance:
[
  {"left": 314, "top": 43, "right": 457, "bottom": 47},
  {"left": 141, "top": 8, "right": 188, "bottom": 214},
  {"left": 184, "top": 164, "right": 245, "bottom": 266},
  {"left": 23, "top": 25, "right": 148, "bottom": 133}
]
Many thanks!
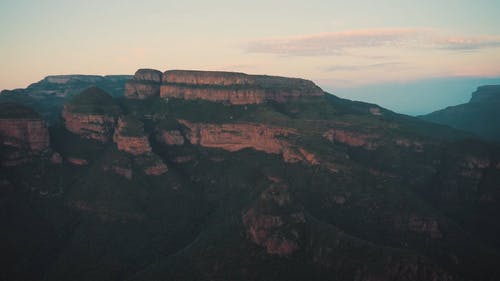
[
  {"left": 420, "top": 85, "right": 500, "bottom": 141},
  {"left": 1, "top": 69, "right": 500, "bottom": 281},
  {"left": 0, "top": 74, "right": 131, "bottom": 122},
  {"left": 126, "top": 68, "right": 324, "bottom": 103}
]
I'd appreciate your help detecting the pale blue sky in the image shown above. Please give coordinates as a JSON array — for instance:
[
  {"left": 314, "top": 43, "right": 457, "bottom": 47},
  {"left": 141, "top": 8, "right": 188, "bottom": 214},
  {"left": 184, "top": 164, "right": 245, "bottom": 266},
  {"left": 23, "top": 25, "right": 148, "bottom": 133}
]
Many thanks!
[{"left": 1, "top": 0, "right": 500, "bottom": 114}]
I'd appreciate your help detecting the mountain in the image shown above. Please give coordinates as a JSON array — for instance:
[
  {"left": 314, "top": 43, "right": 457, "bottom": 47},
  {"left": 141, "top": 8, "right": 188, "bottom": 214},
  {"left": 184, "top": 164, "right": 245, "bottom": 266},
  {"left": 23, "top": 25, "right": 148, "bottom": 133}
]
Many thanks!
[
  {"left": 1, "top": 69, "right": 500, "bottom": 281},
  {"left": 420, "top": 85, "right": 500, "bottom": 141},
  {"left": 0, "top": 74, "right": 132, "bottom": 123}
]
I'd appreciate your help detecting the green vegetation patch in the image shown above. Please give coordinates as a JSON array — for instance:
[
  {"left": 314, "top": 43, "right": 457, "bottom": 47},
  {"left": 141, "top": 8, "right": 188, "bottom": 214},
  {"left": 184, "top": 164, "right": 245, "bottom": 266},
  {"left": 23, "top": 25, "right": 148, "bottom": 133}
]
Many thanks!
[
  {"left": 67, "top": 87, "right": 120, "bottom": 116},
  {"left": 119, "top": 115, "right": 145, "bottom": 136},
  {"left": 0, "top": 102, "right": 40, "bottom": 119}
]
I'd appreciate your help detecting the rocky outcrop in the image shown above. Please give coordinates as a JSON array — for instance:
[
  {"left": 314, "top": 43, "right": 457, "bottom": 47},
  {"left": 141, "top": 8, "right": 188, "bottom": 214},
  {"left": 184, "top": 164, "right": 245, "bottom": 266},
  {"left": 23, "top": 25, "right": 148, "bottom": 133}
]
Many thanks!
[
  {"left": 67, "top": 157, "right": 88, "bottom": 166},
  {"left": 143, "top": 161, "right": 169, "bottom": 176},
  {"left": 0, "top": 119, "right": 49, "bottom": 152},
  {"left": 323, "top": 128, "right": 378, "bottom": 150},
  {"left": 125, "top": 69, "right": 162, "bottom": 99},
  {"left": 63, "top": 106, "right": 116, "bottom": 142},
  {"left": 0, "top": 103, "right": 50, "bottom": 166},
  {"left": 160, "top": 84, "right": 267, "bottom": 105},
  {"left": 62, "top": 87, "right": 119, "bottom": 142},
  {"left": 123, "top": 68, "right": 324, "bottom": 104},
  {"left": 113, "top": 117, "right": 152, "bottom": 155},
  {"left": 111, "top": 165, "right": 133, "bottom": 179},
  {"left": 136, "top": 153, "right": 168, "bottom": 176},
  {"left": 394, "top": 138, "right": 425, "bottom": 152},
  {"left": 179, "top": 120, "right": 318, "bottom": 164},
  {"left": 161, "top": 70, "right": 324, "bottom": 104},
  {"left": 157, "top": 129, "right": 185, "bottom": 145},
  {"left": 243, "top": 184, "right": 305, "bottom": 256}
]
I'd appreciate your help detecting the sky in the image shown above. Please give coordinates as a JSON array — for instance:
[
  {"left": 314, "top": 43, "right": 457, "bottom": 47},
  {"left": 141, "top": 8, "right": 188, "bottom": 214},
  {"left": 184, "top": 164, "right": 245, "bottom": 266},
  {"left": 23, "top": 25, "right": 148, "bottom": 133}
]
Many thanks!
[{"left": 1, "top": 0, "right": 500, "bottom": 114}]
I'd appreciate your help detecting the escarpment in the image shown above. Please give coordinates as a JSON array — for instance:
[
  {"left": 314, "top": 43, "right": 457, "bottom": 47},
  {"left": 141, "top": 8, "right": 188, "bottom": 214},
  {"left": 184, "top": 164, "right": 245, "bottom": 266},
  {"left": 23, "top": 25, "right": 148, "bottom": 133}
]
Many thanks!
[
  {"left": 125, "top": 69, "right": 324, "bottom": 104},
  {"left": 179, "top": 120, "right": 318, "bottom": 164}
]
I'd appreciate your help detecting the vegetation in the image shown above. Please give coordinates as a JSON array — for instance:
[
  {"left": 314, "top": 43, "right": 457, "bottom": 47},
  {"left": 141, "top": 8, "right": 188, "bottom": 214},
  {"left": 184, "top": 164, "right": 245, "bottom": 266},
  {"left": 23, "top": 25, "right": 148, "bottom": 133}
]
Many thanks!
[{"left": 67, "top": 87, "right": 120, "bottom": 115}]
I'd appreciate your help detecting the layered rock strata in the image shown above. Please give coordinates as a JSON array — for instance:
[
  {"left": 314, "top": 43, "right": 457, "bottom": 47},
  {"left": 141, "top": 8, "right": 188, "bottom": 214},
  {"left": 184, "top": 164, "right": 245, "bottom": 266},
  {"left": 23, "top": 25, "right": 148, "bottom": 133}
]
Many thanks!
[
  {"left": 179, "top": 120, "right": 318, "bottom": 164},
  {"left": 62, "top": 106, "right": 116, "bottom": 142},
  {"left": 113, "top": 117, "right": 152, "bottom": 155},
  {"left": 125, "top": 69, "right": 324, "bottom": 104},
  {"left": 0, "top": 103, "right": 50, "bottom": 166},
  {"left": 124, "top": 69, "right": 162, "bottom": 99}
]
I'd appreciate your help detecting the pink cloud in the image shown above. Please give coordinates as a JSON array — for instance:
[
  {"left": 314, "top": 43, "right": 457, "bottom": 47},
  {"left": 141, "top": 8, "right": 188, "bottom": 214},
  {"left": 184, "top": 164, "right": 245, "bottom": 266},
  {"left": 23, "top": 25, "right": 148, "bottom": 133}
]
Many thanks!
[{"left": 246, "top": 28, "right": 500, "bottom": 56}]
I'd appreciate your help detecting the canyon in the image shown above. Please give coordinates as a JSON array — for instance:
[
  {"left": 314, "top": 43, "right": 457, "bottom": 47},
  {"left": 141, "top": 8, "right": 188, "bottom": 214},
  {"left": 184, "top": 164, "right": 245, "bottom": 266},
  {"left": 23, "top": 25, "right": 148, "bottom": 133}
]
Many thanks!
[{"left": 1, "top": 69, "right": 500, "bottom": 281}]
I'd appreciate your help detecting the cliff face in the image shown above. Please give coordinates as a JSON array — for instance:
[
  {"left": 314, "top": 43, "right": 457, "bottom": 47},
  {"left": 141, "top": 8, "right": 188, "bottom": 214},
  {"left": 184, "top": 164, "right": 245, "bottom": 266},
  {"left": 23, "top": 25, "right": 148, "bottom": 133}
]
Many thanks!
[
  {"left": 124, "top": 69, "right": 162, "bottom": 99},
  {"left": 160, "top": 84, "right": 266, "bottom": 104},
  {"left": 179, "top": 120, "right": 318, "bottom": 164},
  {"left": 243, "top": 184, "right": 305, "bottom": 256},
  {"left": 323, "top": 128, "right": 379, "bottom": 150},
  {"left": 113, "top": 117, "right": 151, "bottom": 155},
  {"left": 62, "top": 87, "right": 120, "bottom": 142},
  {"left": 0, "top": 119, "right": 49, "bottom": 152},
  {"left": 63, "top": 105, "right": 116, "bottom": 142},
  {"left": 123, "top": 69, "right": 324, "bottom": 104},
  {"left": 0, "top": 103, "right": 50, "bottom": 166}
]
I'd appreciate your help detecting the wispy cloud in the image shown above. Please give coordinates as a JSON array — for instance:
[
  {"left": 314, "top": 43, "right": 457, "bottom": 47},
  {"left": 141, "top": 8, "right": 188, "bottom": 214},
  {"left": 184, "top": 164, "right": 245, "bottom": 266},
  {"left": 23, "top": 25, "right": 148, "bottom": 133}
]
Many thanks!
[
  {"left": 245, "top": 28, "right": 500, "bottom": 56},
  {"left": 326, "top": 62, "right": 408, "bottom": 72}
]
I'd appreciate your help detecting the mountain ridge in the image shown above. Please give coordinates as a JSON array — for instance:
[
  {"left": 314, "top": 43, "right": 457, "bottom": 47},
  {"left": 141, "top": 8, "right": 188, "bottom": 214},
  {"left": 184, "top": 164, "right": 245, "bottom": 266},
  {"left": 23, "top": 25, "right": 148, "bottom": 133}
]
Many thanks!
[
  {"left": 420, "top": 85, "right": 500, "bottom": 141},
  {"left": 1, "top": 69, "right": 500, "bottom": 281}
]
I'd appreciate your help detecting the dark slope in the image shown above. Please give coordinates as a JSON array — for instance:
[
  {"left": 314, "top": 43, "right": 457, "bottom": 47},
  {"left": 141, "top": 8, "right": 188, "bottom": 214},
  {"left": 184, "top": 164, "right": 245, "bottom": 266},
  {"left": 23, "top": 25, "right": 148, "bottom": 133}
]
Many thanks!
[{"left": 420, "top": 85, "right": 500, "bottom": 141}]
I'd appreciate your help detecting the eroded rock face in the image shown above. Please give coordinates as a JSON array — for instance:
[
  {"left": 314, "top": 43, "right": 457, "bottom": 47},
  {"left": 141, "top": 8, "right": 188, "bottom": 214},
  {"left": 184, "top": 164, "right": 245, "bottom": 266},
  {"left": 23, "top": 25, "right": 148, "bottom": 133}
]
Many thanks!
[
  {"left": 62, "top": 105, "right": 116, "bottom": 142},
  {"left": 113, "top": 117, "right": 152, "bottom": 155},
  {"left": 243, "top": 184, "right": 305, "bottom": 256},
  {"left": 0, "top": 104, "right": 50, "bottom": 166},
  {"left": 161, "top": 70, "right": 324, "bottom": 104},
  {"left": 136, "top": 153, "right": 168, "bottom": 176},
  {"left": 160, "top": 84, "right": 266, "bottom": 105},
  {"left": 323, "top": 128, "right": 378, "bottom": 150},
  {"left": 124, "top": 69, "right": 324, "bottom": 104},
  {"left": 67, "top": 157, "right": 88, "bottom": 166},
  {"left": 163, "top": 70, "right": 253, "bottom": 85},
  {"left": 143, "top": 161, "right": 169, "bottom": 175},
  {"left": 179, "top": 120, "right": 318, "bottom": 164},
  {"left": 125, "top": 69, "right": 162, "bottom": 99},
  {"left": 0, "top": 119, "right": 49, "bottom": 152},
  {"left": 157, "top": 129, "right": 185, "bottom": 146}
]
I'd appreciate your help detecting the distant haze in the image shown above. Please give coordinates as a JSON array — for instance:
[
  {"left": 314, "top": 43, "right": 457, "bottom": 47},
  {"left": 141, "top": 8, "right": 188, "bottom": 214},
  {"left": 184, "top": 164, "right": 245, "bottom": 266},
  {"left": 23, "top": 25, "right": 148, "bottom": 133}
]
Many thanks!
[{"left": 328, "top": 76, "right": 500, "bottom": 115}]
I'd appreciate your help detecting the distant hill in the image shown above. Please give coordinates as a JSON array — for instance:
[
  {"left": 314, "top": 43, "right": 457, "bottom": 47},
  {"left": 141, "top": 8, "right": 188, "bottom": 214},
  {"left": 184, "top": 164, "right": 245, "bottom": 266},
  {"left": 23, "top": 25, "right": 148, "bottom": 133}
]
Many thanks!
[
  {"left": 420, "top": 85, "right": 500, "bottom": 141},
  {"left": 0, "top": 74, "right": 132, "bottom": 122}
]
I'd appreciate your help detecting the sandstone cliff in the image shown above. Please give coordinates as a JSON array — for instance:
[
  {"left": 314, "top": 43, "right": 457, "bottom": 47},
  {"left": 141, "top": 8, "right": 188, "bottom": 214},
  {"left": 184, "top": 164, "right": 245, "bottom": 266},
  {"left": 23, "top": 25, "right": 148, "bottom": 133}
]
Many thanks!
[
  {"left": 62, "top": 87, "right": 119, "bottom": 142},
  {"left": 243, "top": 184, "right": 305, "bottom": 256},
  {"left": 0, "top": 103, "right": 50, "bottom": 166},
  {"left": 124, "top": 69, "right": 162, "bottom": 99},
  {"left": 123, "top": 68, "right": 324, "bottom": 104},
  {"left": 179, "top": 120, "right": 318, "bottom": 164},
  {"left": 113, "top": 116, "right": 152, "bottom": 155}
]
